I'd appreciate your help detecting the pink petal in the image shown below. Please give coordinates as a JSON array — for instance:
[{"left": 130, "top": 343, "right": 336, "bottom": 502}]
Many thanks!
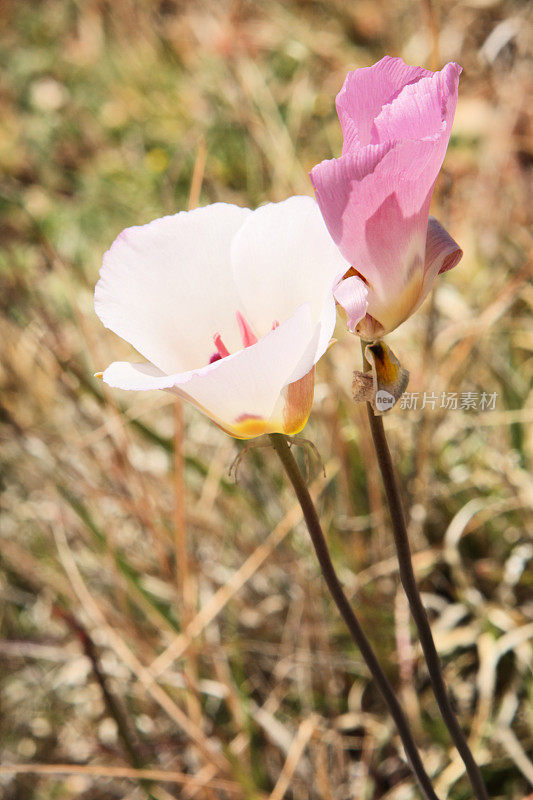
[
  {"left": 311, "top": 59, "right": 461, "bottom": 335},
  {"left": 311, "top": 138, "right": 437, "bottom": 305},
  {"left": 309, "top": 143, "right": 392, "bottom": 248},
  {"left": 333, "top": 275, "right": 368, "bottom": 332},
  {"left": 336, "top": 56, "right": 433, "bottom": 151},
  {"left": 372, "top": 62, "right": 461, "bottom": 146},
  {"left": 417, "top": 216, "right": 463, "bottom": 308}
]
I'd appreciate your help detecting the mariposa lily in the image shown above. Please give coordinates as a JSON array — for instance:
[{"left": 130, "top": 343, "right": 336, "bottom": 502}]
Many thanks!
[
  {"left": 311, "top": 56, "right": 463, "bottom": 339},
  {"left": 95, "top": 196, "right": 366, "bottom": 438}
]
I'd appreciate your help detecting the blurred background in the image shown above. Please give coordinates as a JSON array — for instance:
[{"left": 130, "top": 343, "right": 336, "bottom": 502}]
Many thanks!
[{"left": 1, "top": 1, "right": 532, "bottom": 798}]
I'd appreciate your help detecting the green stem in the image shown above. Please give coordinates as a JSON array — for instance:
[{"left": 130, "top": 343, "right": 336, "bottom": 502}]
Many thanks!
[
  {"left": 361, "top": 341, "right": 488, "bottom": 800},
  {"left": 269, "top": 433, "right": 440, "bottom": 800}
]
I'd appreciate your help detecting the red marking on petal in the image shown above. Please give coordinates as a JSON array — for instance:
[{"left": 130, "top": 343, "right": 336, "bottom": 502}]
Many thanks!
[
  {"left": 209, "top": 352, "right": 222, "bottom": 364},
  {"left": 236, "top": 311, "right": 258, "bottom": 347},
  {"left": 271, "top": 320, "right": 280, "bottom": 330},
  {"left": 235, "top": 412, "right": 263, "bottom": 423},
  {"left": 213, "top": 333, "right": 230, "bottom": 359}
]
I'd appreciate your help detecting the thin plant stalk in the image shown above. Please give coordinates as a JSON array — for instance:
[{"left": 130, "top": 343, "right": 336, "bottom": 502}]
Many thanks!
[
  {"left": 269, "top": 433, "right": 440, "bottom": 800},
  {"left": 54, "top": 606, "right": 156, "bottom": 800},
  {"left": 361, "top": 341, "right": 488, "bottom": 800}
]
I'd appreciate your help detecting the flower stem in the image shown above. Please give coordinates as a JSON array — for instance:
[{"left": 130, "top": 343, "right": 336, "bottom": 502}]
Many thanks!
[
  {"left": 361, "top": 343, "right": 488, "bottom": 800},
  {"left": 269, "top": 433, "right": 440, "bottom": 800}
]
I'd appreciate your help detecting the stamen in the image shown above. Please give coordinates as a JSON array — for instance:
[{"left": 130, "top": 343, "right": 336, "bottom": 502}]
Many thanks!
[
  {"left": 236, "top": 311, "right": 258, "bottom": 347},
  {"left": 210, "top": 314, "right": 260, "bottom": 365},
  {"left": 213, "top": 332, "right": 230, "bottom": 359}
]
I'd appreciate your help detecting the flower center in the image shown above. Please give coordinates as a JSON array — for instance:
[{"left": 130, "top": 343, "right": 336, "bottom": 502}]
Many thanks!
[
  {"left": 209, "top": 312, "right": 278, "bottom": 363},
  {"left": 209, "top": 311, "right": 257, "bottom": 363}
]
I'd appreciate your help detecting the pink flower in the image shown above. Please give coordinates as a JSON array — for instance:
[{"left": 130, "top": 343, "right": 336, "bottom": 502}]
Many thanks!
[
  {"left": 310, "top": 56, "right": 463, "bottom": 339},
  {"left": 95, "top": 197, "right": 364, "bottom": 439}
]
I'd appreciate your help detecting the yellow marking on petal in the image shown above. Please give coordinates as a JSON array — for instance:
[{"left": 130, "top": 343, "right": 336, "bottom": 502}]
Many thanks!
[
  {"left": 283, "top": 366, "right": 315, "bottom": 435},
  {"left": 374, "top": 270, "right": 424, "bottom": 334},
  {"left": 94, "top": 372, "right": 103, "bottom": 380},
  {"left": 232, "top": 417, "right": 268, "bottom": 439}
]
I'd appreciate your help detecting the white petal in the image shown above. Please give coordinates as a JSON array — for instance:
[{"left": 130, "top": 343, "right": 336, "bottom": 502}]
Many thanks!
[
  {"left": 101, "top": 304, "right": 317, "bottom": 438},
  {"left": 95, "top": 204, "right": 251, "bottom": 375},
  {"left": 231, "top": 195, "right": 350, "bottom": 362},
  {"left": 101, "top": 361, "right": 176, "bottom": 391}
]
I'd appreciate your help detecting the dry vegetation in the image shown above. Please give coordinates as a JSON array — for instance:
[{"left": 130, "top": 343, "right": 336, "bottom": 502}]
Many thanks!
[{"left": 1, "top": 0, "right": 532, "bottom": 798}]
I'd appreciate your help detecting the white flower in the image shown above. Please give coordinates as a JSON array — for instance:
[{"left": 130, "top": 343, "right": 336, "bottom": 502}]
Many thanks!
[{"left": 95, "top": 196, "right": 367, "bottom": 439}]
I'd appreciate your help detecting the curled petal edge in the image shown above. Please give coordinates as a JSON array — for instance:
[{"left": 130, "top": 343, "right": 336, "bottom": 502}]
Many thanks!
[
  {"left": 333, "top": 275, "right": 369, "bottom": 333},
  {"left": 426, "top": 215, "right": 463, "bottom": 276},
  {"left": 417, "top": 216, "right": 463, "bottom": 313}
]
